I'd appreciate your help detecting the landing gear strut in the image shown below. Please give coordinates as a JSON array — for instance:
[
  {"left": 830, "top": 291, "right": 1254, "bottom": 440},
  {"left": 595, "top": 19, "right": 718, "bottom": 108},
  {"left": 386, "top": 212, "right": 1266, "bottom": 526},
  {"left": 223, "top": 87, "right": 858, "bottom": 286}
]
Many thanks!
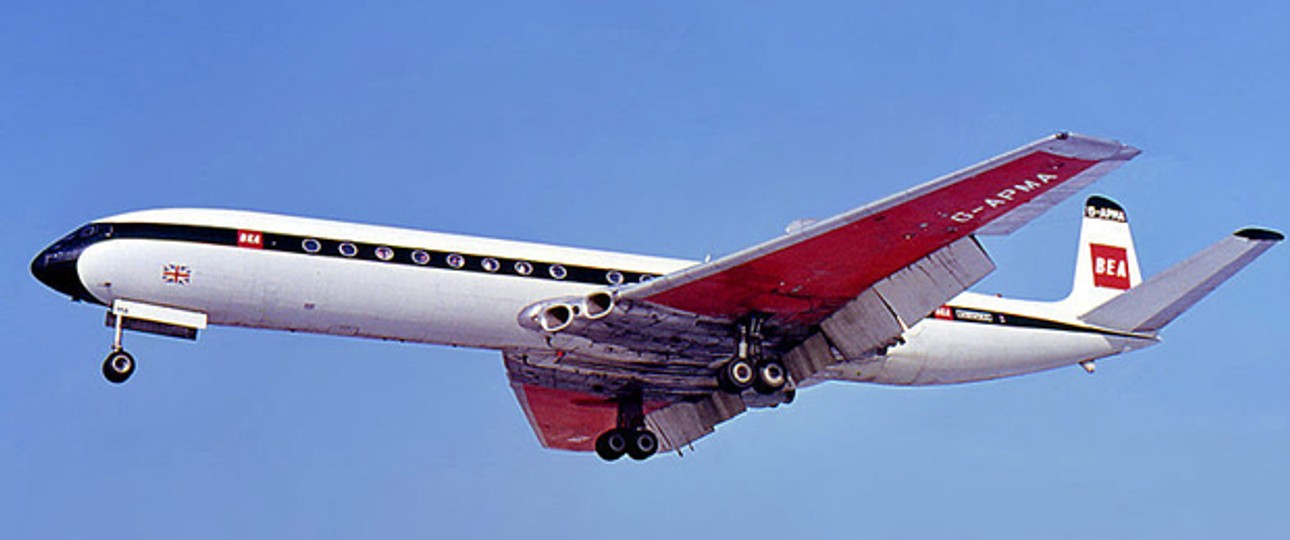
[
  {"left": 717, "top": 315, "right": 788, "bottom": 395},
  {"left": 595, "top": 389, "right": 660, "bottom": 462},
  {"left": 103, "top": 310, "right": 135, "bottom": 384}
]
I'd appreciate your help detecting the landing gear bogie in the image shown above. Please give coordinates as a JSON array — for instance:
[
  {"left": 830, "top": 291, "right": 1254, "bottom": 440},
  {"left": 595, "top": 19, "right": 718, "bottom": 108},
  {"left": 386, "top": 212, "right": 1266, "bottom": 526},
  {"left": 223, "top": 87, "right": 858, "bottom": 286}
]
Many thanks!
[
  {"left": 595, "top": 390, "right": 660, "bottom": 462},
  {"left": 717, "top": 315, "right": 792, "bottom": 396},
  {"left": 595, "top": 428, "right": 659, "bottom": 462}
]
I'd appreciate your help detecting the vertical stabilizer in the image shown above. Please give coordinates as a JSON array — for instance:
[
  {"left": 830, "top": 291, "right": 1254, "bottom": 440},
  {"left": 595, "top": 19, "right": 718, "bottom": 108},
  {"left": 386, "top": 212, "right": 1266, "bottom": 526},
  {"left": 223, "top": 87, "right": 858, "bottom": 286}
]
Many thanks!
[{"left": 1063, "top": 195, "right": 1142, "bottom": 311}]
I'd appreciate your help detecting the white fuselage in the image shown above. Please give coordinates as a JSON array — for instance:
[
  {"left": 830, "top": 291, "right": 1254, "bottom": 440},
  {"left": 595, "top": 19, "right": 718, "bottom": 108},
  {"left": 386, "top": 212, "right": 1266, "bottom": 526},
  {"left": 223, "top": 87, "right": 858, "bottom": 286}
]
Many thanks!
[{"left": 64, "top": 209, "right": 1157, "bottom": 386}]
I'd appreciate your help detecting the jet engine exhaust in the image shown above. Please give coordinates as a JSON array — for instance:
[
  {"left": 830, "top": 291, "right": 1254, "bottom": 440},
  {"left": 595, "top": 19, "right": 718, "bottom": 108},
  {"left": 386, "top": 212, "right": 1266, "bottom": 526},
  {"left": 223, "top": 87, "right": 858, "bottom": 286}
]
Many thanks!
[
  {"left": 582, "top": 291, "right": 615, "bottom": 320},
  {"left": 539, "top": 303, "right": 576, "bottom": 333}
]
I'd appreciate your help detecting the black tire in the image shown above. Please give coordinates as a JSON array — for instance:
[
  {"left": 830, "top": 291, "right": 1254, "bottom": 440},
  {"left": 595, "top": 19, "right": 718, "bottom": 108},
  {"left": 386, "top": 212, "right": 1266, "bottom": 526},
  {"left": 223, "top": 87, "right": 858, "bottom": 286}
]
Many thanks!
[
  {"left": 595, "top": 429, "right": 628, "bottom": 462},
  {"left": 102, "top": 350, "right": 135, "bottom": 384},
  {"left": 626, "top": 429, "right": 659, "bottom": 461},
  {"left": 718, "top": 359, "right": 755, "bottom": 393},
  {"left": 753, "top": 359, "right": 787, "bottom": 394}
]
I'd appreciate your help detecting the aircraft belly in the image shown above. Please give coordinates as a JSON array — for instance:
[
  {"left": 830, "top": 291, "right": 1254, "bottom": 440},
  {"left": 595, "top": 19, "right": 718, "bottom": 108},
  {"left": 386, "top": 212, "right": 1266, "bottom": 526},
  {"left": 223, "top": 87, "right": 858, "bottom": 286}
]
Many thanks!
[
  {"left": 849, "top": 319, "right": 1121, "bottom": 385},
  {"left": 77, "top": 239, "right": 591, "bottom": 350}
]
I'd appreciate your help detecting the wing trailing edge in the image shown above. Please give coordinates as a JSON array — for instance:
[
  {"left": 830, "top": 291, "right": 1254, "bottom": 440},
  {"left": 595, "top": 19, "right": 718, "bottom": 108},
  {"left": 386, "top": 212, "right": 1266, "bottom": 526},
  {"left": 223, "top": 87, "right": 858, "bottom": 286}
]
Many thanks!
[{"left": 784, "top": 236, "right": 996, "bottom": 380}]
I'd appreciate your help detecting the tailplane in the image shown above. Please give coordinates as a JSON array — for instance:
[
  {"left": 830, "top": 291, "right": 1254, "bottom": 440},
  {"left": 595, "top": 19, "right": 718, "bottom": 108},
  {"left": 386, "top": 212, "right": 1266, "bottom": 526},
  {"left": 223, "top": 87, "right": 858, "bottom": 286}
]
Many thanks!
[
  {"left": 1061, "top": 195, "right": 1143, "bottom": 312},
  {"left": 1079, "top": 228, "right": 1282, "bottom": 334}
]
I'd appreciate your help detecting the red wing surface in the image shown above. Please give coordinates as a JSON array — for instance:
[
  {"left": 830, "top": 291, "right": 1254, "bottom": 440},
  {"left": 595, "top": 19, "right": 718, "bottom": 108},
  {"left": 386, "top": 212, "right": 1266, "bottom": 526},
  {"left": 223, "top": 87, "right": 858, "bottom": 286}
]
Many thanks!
[{"left": 628, "top": 133, "right": 1139, "bottom": 326}]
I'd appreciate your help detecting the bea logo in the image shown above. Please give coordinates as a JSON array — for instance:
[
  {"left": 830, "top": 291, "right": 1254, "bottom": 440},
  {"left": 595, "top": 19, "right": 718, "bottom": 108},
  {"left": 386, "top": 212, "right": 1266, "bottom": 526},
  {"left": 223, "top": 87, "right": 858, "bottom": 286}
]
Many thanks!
[
  {"left": 237, "top": 230, "right": 264, "bottom": 249},
  {"left": 1090, "top": 244, "right": 1130, "bottom": 290}
]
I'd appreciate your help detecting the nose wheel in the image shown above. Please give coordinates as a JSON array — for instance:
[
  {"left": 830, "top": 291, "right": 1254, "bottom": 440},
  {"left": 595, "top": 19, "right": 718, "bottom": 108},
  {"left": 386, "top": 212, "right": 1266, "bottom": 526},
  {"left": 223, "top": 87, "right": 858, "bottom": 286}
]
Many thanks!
[{"left": 102, "top": 349, "right": 135, "bottom": 384}]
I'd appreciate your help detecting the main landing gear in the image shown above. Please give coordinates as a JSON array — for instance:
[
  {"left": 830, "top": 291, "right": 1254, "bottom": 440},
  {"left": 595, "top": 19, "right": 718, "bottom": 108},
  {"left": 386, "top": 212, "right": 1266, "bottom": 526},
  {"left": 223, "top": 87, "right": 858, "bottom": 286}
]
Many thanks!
[
  {"left": 595, "top": 390, "right": 660, "bottom": 462},
  {"left": 716, "top": 316, "right": 788, "bottom": 395},
  {"left": 102, "top": 309, "right": 135, "bottom": 384},
  {"left": 595, "top": 427, "right": 659, "bottom": 462}
]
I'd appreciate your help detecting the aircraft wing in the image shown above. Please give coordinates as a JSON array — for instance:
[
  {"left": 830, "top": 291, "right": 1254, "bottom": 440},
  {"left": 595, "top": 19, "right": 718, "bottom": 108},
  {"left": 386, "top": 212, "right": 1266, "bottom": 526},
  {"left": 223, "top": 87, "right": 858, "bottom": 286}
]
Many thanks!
[
  {"left": 624, "top": 132, "right": 1141, "bottom": 325},
  {"left": 509, "top": 133, "right": 1140, "bottom": 453}
]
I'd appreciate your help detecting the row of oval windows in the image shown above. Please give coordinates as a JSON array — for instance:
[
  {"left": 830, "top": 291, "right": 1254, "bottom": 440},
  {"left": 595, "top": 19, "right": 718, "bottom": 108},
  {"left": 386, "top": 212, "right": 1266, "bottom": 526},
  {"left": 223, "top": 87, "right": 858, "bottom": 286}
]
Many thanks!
[{"left": 300, "top": 237, "right": 630, "bottom": 285}]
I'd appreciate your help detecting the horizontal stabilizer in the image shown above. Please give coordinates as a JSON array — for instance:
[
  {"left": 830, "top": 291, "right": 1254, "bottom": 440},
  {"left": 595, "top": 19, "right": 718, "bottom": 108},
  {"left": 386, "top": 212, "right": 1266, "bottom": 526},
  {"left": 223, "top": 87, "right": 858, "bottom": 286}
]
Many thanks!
[{"left": 1080, "top": 228, "right": 1283, "bottom": 333}]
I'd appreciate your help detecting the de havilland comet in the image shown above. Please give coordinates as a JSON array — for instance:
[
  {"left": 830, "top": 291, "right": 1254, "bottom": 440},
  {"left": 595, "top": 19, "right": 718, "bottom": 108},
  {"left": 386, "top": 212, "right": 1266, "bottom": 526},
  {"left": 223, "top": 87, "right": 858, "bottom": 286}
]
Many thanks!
[{"left": 31, "top": 133, "right": 1281, "bottom": 461}]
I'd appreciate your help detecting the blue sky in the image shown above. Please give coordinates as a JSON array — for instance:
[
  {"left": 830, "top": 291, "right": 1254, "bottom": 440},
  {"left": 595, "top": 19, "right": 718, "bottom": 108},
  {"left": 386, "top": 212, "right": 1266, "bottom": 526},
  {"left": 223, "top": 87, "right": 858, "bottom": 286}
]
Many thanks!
[{"left": 4, "top": 2, "right": 1288, "bottom": 538}]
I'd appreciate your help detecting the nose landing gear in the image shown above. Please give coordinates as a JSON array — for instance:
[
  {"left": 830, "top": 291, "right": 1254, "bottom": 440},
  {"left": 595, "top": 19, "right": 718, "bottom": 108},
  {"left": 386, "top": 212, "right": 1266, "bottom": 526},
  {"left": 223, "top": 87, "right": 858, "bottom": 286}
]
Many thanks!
[
  {"left": 92, "top": 300, "right": 207, "bottom": 385},
  {"left": 103, "top": 309, "right": 135, "bottom": 384}
]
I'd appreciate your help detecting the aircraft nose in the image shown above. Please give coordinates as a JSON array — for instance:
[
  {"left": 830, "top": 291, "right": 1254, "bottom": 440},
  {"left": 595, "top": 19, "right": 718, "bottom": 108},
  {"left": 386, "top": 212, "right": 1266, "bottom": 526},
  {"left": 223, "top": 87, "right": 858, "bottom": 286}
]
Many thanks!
[{"left": 31, "top": 243, "right": 94, "bottom": 302}]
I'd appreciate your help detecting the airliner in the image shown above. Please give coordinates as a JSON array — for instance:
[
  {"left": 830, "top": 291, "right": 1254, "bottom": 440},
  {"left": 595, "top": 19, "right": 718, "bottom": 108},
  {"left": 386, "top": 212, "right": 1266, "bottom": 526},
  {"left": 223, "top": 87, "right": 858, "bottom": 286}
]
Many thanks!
[{"left": 31, "top": 133, "right": 1281, "bottom": 461}]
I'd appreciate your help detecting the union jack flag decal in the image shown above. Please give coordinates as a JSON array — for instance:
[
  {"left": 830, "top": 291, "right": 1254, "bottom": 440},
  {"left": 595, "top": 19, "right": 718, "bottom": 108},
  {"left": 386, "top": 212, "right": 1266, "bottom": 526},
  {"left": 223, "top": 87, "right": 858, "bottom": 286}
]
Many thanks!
[{"left": 161, "top": 264, "right": 191, "bottom": 285}]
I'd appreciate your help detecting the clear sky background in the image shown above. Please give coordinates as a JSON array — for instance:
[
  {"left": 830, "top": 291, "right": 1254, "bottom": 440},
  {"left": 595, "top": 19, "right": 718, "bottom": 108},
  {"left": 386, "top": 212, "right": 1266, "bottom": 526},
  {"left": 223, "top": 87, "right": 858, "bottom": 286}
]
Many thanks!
[{"left": 3, "top": 2, "right": 1288, "bottom": 539}]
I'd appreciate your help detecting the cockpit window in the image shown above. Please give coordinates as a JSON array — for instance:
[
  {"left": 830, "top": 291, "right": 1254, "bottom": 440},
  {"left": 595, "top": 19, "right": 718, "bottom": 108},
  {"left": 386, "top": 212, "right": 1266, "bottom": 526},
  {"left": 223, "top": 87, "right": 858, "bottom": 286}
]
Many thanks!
[{"left": 51, "top": 223, "right": 109, "bottom": 249}]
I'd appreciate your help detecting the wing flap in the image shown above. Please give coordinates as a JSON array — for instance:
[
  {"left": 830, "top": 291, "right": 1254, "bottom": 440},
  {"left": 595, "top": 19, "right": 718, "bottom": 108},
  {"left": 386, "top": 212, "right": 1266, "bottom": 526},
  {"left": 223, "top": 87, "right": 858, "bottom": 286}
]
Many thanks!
[
  {"left": 784, "top": 235, "right": 995, "bottom": 380},
  {"left": 645, "top": 393, "right": 746, "bottom": 453},
  {"left": 871, "top": 235, "right": 996, "bottom": 327}
]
